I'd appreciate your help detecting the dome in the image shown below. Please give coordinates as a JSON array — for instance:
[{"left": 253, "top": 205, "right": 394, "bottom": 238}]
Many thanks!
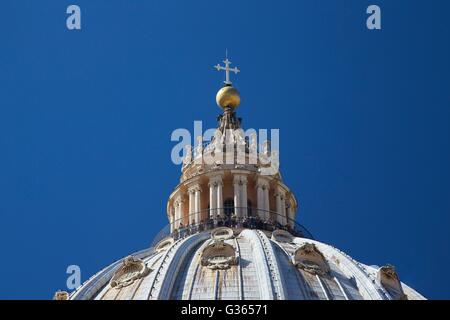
[
  {"left": 68, "top": 229, "right": 425, "bottom": 300},
  {"left": 60, "top": 56, "right": 426, "bottom": 301}
]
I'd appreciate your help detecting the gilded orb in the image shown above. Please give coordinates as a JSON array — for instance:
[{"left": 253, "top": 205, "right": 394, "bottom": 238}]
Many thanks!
[{"left": 216, "top": 86, "right": 240, "bottom": 109}]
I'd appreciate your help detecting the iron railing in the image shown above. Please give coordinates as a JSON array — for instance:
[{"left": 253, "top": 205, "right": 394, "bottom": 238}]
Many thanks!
[{"left": 150, "top": 207, "right": 314, "bottom": 247}]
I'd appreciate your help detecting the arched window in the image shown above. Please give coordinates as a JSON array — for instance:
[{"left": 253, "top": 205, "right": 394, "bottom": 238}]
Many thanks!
[{"left": 224, "top": 199, "right": 234, "bottom": 217}]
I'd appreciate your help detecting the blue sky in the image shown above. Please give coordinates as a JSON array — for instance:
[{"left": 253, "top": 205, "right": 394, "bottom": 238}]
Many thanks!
[{"left": 0, "top": 0, "right": 449, "bottom": 299}]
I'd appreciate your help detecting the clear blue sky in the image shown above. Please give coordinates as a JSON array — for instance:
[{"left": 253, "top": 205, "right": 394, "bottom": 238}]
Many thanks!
[{"left": 0, "top": 0, "right": 449, "bottom": 299}]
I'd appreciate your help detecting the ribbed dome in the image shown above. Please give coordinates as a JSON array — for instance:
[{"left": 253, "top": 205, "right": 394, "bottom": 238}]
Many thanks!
[
  {"left": 68, "top": 229, "right": 425, "bottom": 300},
  {"left": 60, "top": 58, "right": 426, "bottom": 301}
]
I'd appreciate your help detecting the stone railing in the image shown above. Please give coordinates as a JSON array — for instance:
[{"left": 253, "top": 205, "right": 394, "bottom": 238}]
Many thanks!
[{"left": 150, "top": 207, "right": 314, "bottom": 247}]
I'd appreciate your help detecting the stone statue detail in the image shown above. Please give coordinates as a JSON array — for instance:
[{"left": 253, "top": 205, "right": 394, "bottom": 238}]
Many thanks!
[
  {"left": 182, "top": 144, "right": 192, "bottom": 166},
  {"left": 195, "top": 136, "right": 203, "bottom": 158}
]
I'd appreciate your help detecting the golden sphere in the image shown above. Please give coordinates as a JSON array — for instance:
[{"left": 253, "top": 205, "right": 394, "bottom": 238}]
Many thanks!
[{"left": 216, "top": 86, "right": 240, "bottom": 109}]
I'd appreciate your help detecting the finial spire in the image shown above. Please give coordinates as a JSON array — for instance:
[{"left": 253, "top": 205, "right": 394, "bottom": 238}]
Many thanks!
[{"left": 214, "top": 52, "right": 240, "bottom": 85}]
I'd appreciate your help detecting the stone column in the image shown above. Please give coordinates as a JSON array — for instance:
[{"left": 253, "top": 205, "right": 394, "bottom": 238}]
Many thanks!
[
  {"left": 216, "top": 180, "right": 223, "bottom": 218},
  {"left": 257, "top": 177, "right": 270, "bottom": 221},
  {"left": 256, "top": 182, "right": 264, "bottom": 219},
  {"left": 208, "top": 175, "right": 223, "bottom": 222},
  {"left": 194, "top": 187, "right": 201, "bottom": 225},
  {"left": 275, "top": 187, "right": 287, "bottom": 225},
  {"left": 169, "top": 205, "right": 175, "bottom": 233},
  {"left": 263, "top": 184, "right": 270, "bottom": 221},
  {"left": 286, "top": 201, "right": 294, "bottom": 228},
  {"left": 241, "top": 175, "right": 248, "bottom": 218},
  {"left": 275, "top": 192, "right": 282, "bottom": 224},
  {"left": 280, "top": 195, "right": 286, "bottom": 226},
  {"left": 188, "top": 188, "right": 195, "bottom": 225},
  {"left": 174, "top": 197, "right": 181, "bottom": 229},
  {"left": 233, "top": 175, "right": 242, "bottom": 219},
  {"left": 178, "top": 198, "right": 185, "bottom": 227},
  {"left": 209, "top": 180, "right": 217, "bottom": 220}
]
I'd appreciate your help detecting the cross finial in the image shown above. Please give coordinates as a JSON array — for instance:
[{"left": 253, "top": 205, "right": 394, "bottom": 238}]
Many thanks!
[{"left": 214, "top": 52, "right": 240, "bottom": 85}]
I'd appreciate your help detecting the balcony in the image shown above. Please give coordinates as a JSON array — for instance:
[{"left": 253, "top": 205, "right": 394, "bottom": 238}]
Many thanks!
[{"left": 151, "top": 207, "right": 314, "bottom": 247}]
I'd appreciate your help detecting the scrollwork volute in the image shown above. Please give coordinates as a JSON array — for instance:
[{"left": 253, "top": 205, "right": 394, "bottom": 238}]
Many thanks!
[
  {"left": 53, "top": 291, "right": 69, "bottom": 300},
  {"left": 211, "top": 227, "right": 234, "bottom": 241},
  {"left": 293, "top": 243, "right": 330, "bottom": 276},
  {"left": 271, "top": 229, "right": 294, "bottom": 243},
  {"left": 378, "top": 265, "right": 407, "bottom": 300},
  {"left": 110, "top": 256, "right": 150, "bottom": 289},
  {"left": 200, "top": 240, "right": 238, "bottom": 270},
  {"left": 155, "top": 237, "right": 174, "bottom": 252}
]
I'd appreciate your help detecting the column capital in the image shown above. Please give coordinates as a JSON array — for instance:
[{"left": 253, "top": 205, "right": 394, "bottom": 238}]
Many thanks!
[
  {"left": 256, "top": 177, "right": 270, "bottom": 189},
  {"left": 208, "top": 181, "right": 224, "bottom": 188},
  {"left": 233, "top": 173, "right": 247, "bottom": 185},
  {"left": 208, "top": 180, "right": 217, "bottom": 188},
  {"left": 178, "top": 197, "right": 186, "bottom": 204},
  {"left": 274, "top": 184, "right": 286, "bottom": 197},
  {"left": 188, "top": 184, "right": 202, "bottom": 193},
  {"left": 208, "top": 173, "right": 223, "bottom": 185}
]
